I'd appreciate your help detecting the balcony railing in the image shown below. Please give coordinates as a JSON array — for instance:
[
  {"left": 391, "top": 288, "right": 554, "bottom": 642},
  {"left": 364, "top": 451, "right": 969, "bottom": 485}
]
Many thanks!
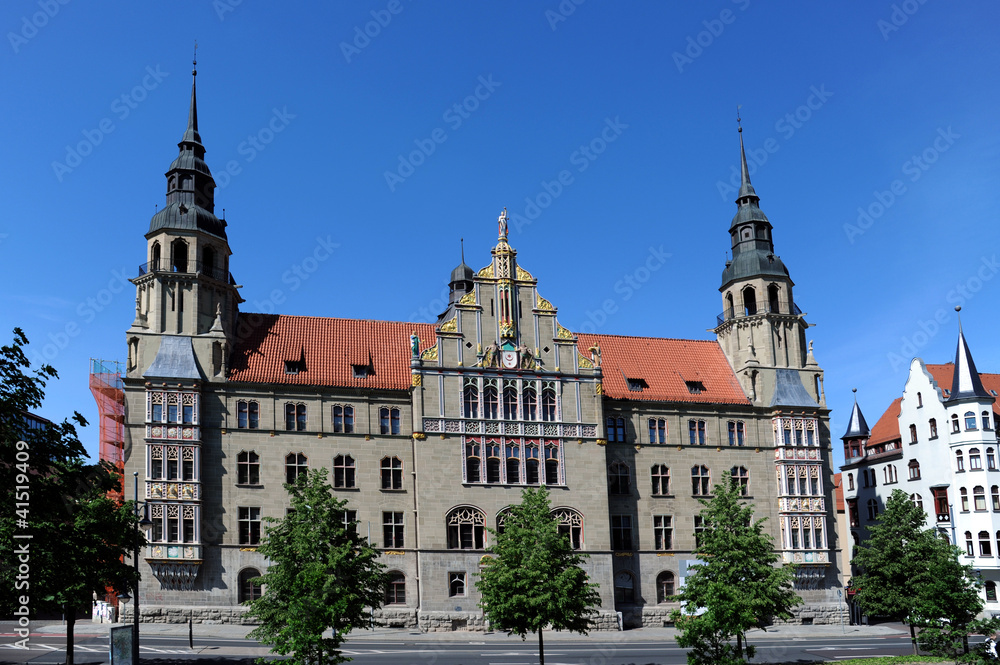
[
  {"left": 716, "top": 300, "right": 803, "bottom": 326},
  {"left": 422, "top": 418, "right": 597, "bottom": 439},
  {"left": 137, "top": 260, "right": 235, "bottom": 284}
]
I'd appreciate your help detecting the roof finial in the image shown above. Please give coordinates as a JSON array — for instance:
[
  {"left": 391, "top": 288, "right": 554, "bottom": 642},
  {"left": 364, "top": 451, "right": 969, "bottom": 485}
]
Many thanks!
[
  {"left": 956, "top": 305, "right": 963, "bottom": 332},
  {"left": 736, "top": 107, "right": 757, "bottom": 205},
  {"left": 193, "top": 40, "right": 198, "bottom": 76},
  {"left": 737, "top": 104, "right": 742, "bottom": 133},
  {"left": 498, "top": 207, "right": 508, "bottom": 239},
  {"left": 460, "top": 237, "right": 465, "bottom": 265}
]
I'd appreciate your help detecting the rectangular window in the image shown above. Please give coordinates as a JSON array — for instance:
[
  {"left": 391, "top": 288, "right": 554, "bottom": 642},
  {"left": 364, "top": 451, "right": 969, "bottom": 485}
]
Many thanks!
[
  {"left": 611, "top": 515, "right": 633, "bottom": 551},
  {"left": 694, "top": 515, "right": 707, "bottom": 548},
  {"left": 152, "top": 403, "right": 163, "bottom": 422},
  {"left": 383, "top": 511, "right": 404, "bottom": 548},
  {"left": 688, "top": 419, "right": 706, "bottom": 445},
  {"left": 239, "top": 507, "right": 261, "bottom": 545},
  {"left": 182, "top": 404, "right": 194, "bottom": 424},
  {"left": 168, "top": 404, "right": 178, "bottom": 423},
  {"left": 343, "top": 509, "right": 358, "bottom": 532},
  {"left": 727, "top": 421, "right": 745, "bottom": 446},
  {"left": 653, "top": 515, "right": 672, "bottom": 551}
]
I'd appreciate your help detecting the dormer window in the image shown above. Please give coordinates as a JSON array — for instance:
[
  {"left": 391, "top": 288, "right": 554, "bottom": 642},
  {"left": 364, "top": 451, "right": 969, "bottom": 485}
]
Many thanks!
[
  {"left": 685, "top": 381, "right": 706, "bottom": 395},
  {"left": 626, "top": 378, "right": 648, "bottom": 392},
  {"left": 284, "top": 360, "right": 304, "bottom": 374},
  {"left": 352, "top": 364, "right": 372, "bottom": 379}
]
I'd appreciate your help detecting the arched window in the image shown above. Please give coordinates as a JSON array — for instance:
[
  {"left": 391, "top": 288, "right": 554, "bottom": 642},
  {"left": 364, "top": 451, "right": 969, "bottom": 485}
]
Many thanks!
[
  {"left": 465, "top": 441, "right": 482, "bottom": 483},
  {"left": 971, "top": 448, "right": 983, "bottom": 470},
  {"left": 544, "top": 443, "right": 560, "bottom": 485},
  {"left": 847, "top": 473, "right": 854, "bottom": 491},
  {"left": 910, "top": 493, "right": 922, "bottom": 509},
  {"left": 483, "top": 386, "right": 499, "bottom": 419},
  {"left": 975, "top": 486, "right": 987, "bottom": 511},
  {"left": 767, "top": 284, "right": 780, "bottom": 313},
  {"left": 987, "top": 581, "right": 998, "bottom": 602},
  {"left": 380, "top": 407, "right": 401, "bottom": 435},
  {"left": 385, "top": 572, "right": 406, "bottom": 605},
  {"left": 725, "top": 292, "right": 734, "bottom": 319},
  {"left": 656, "top": 571, "right": 675, "bottom": 603},
  {"left": 651, "top": 464, "right": 670, "bottom": 495},
  {"left": 728, "top": 420, "right": 746, "bottom": 447},
  {"left": 522, "top": 388, "right": 537, "bottom": 420},
  {"left": 908, "top": 459, "right": 920, "bottom": 480},
  {"left": 171, "top": 238, "right": 188, "bottom": 273},
  {"left": 917, "top": 392, "right": 923, "bottom": 407},
  {"left": 446, "top": 506, "right": 485, "bottom": 549},
  {"left": 463, "top": 384, "right": 479, "bottom": 419},
  {"left": 202, "top": 246, "right": 216, "bottom": 277},
  {"left": 965, "top": 531, "right": 974, "bottom": 556},
  {"left": 993, "top": 486, "right": 1000, "bottom": 512},
  {"left": 238, "top": 568, "right": 262, "bottom": 604},
  {"left": 285, "top": 452, "right": 307, "bottom": 484},
  {"left": 909, "top": 424, "right": 917, "bottom": 443},
  {"left": 614, "top": 571, "right": 635, "bottom": 604},
  {"left": 333, "top": 454, "right": 355, "bottom": 488},
  {"left": 237, "top": 450, "right": 260, "bottom": 485},
  {"left": 985, "top": 411, "right": 993, "bottom": 431},
  {"left": 553, "top": 508, "right": 583, "bottom": 550},
  {"left": 506, "top": 444, "right": 520, "bottom": 484},
  {"left": 689, "top": 419, "right": 707, "bottom": 445},
  {"left": 525, "top": 444, "right": 540, "bottom": 484},
  {"left": 960, "top": 487, "right": 969, "bottom": 512},
  {"left": 609, "top": 461, "right": 630, "bottom": 494},
  {"left": 381, "top": 456, "right": 403, "bottom": 490},
  {"left": 691, "top": 465, "right": 710, "bottom": 496},
  {"left": 742, "top": 286, "right": 757, "bottom": 316},
  {"left": 332, "top": 405, "right": 354, "bottom": 433},
  {"left": 966, "top": 411, "right": 978, "bottom": 430},
  {"left": 486, "top": 443, "right": 502, "bottom": 484},
  {"left": 502, "top": 387, "right": 518, "bottom": 420},
  {"left": 952, "top": 414, "right": 961, "bottom": 433},
  {"left": 285, "top": 403, "right": 306, "bottom": 431},
  {"left": 541, "top": 389, "right": 556, "bottom": 422},
  {"left": 981, "top": 531, "right": 993, "bottom": 556},
  {"left": 929, "top": 418, "right": 938, "bottom": 438},
  {"left": 151, "top": 241, "right": 161, "bottom": 270},
  {"left": 730, "top": 466, "right": 749, "bottom": 495},
  {"left": 956, "top": 450, "right": 965, "bottom": 472},
  {"left": 867, "top": 498, "right": 879, "bottom": 521},
  {"left": 649, "top": 418, "right": 667, "bottom": 444},
  {"left": 989, "top": 448, "right": 997, "bottom": 471}
]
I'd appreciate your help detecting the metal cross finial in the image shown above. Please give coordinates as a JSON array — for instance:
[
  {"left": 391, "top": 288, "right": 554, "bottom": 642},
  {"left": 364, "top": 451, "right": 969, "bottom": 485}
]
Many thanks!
[
  {"left": 737, "top": 105, "right": 743, "bottom": 133},
  {"left": 193, "top": 41, "right": 198, "bottom": 76}
]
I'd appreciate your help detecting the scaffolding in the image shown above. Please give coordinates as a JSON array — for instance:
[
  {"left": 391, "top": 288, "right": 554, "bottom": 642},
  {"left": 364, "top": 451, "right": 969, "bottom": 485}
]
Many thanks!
[{"left": 89, "top": 358, "right": 126, "bottom": 501}]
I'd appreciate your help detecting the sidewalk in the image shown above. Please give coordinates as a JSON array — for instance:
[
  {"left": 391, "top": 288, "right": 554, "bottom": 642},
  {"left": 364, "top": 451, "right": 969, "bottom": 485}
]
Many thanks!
[{"left": 7, "top": 618, "right": 910, "bottom": 643}]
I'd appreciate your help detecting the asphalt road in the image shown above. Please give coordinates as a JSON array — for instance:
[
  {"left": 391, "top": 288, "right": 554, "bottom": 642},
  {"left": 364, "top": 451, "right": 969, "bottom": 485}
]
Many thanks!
[{"left": 0, "top": 630, "right": 953, "bottom": 665}]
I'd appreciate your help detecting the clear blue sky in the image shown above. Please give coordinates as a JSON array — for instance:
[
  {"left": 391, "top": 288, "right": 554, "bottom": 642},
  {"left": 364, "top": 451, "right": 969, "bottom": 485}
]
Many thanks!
[{"left": 2, "top": 1, "right": 998, "bottom": 472}]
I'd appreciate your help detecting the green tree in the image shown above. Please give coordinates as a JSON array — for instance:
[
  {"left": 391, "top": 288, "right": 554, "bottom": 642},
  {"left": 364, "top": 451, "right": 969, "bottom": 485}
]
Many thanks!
[
  {"left": 246, "top": 468, "right": 388, "bottom": 665},
  {"left": 476, "top": 487, "right": 601, "bottom": 665},
  {"left": 0, "top": 329, "right": 140, "bottom": 665},
  {"left": 671, "top": 476, "right": 800, "bottom": 665},
  {"left": 854, "top": 488, "right": 1000, "bottom": 660}
]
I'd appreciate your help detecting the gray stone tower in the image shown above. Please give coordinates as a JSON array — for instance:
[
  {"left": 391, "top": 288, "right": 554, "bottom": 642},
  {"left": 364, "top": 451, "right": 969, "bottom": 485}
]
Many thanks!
[{"left": 713, "top": 123, "right": 824, "bottom": 409}]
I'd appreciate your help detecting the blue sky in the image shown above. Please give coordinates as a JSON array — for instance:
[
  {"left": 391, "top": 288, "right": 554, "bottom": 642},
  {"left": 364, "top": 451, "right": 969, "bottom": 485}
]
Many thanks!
[{"left": 2, "top": 1, "right": 998, "bottom": 471}]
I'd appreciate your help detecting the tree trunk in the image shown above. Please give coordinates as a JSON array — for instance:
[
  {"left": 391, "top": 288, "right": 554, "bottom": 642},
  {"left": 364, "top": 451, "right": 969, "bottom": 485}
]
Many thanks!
[
  {"left": 538, "top": 629, "right": 544, "bottom": 665},
  {"left": 736, "top": 631, "right": 743, "bottom": 660},
  {"left": 909, "top": 622, "right": 918, "bottom": 655},
  {"left": 65, "top": 609, "right": 75, "bottom": 665}
]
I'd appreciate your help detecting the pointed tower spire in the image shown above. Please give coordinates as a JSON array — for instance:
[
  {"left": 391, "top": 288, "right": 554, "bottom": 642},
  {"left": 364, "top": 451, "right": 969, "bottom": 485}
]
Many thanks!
[
  {"left": 948, "top": 307, "right": 993, "bottom": 403},
  {"left": 182, "top": 42, "right": 201, "bottom": 146},
  {"left": 736, "top": 107, "right": 758, "bottom": 205},
  {"left": 842, "top": 389, "right": 870, "bottom": 438}
]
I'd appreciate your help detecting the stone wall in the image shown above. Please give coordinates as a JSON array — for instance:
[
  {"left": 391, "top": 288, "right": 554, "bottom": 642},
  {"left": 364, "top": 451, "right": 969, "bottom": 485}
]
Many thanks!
[
  {"left": 121, "top": 605, "right": 256, "bottom": 625},
  {"left": 775, "top": 603, "right": 849, "bottom": 625}
]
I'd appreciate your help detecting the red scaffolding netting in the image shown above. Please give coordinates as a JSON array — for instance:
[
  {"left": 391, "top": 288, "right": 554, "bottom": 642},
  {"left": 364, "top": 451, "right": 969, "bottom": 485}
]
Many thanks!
[{"left": 89, "top": 358, "right": 125, "bottom": 499}]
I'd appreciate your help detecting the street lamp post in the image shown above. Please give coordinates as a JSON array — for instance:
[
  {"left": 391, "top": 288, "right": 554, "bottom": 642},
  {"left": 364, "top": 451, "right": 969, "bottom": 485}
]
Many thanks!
[{"left": 131, "top": 471, "right": 150, "bottom": 665}]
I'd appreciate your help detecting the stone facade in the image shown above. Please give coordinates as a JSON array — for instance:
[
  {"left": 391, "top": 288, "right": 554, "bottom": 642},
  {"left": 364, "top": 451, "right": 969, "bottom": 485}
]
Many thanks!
[{"left": 118, "top": 73, "right": 844, "bottom": 631}]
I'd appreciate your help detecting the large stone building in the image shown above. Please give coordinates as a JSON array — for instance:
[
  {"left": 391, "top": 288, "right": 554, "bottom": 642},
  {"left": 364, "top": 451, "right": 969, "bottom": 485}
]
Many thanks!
[
  {"left": 841, "top": 321, "right": 1000, "bottom": 616},
  {"left": 121, "top": 68, "right": 844, "bottom": 628}
]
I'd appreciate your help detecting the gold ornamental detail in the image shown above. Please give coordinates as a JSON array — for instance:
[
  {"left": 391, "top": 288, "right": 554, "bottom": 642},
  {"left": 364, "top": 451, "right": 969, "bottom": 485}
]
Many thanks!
[
  {"left": 459, "top": 291, "right": 477, "bottom": 305},
  {"left": 596, "top": 382, "right": 604, "bottom": 395},
  {"left": 420, "top": 345, "right": 438, "bottom": 361},
  {"left": 411, "top": 374, "right": 422, "bottom": 387},
  {"left": 516, "top": 266, "right": 534, "bottom": 281},
  {"left": 439, "top": 316, "right": 458, "bottom": 333},
  {"left": 556, "top": 324, "right": 574, "bottom": 340},
  {"left": 578, "top": 354, "right": 594, "bottom": 369},
  {"left": 477, "top": 264, "right": 494, "bottom": 278},
  {"left": 536, "top": 295, "right": 555, "bottom": 311}
]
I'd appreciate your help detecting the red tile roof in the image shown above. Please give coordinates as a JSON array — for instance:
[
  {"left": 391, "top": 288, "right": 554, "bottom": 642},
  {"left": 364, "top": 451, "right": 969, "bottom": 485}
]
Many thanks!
[
  {"left": 228, "top": 314, "right": 436, "bottom": 390},
  {"left": 228, "top": 314, "right": 751, "bottom": 405},
  {"left": 577, "top": 333, "right": 750, "bottom": 405},
  {"left": 867, "top": 363, "right": 1000, "bottom": 446}
]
